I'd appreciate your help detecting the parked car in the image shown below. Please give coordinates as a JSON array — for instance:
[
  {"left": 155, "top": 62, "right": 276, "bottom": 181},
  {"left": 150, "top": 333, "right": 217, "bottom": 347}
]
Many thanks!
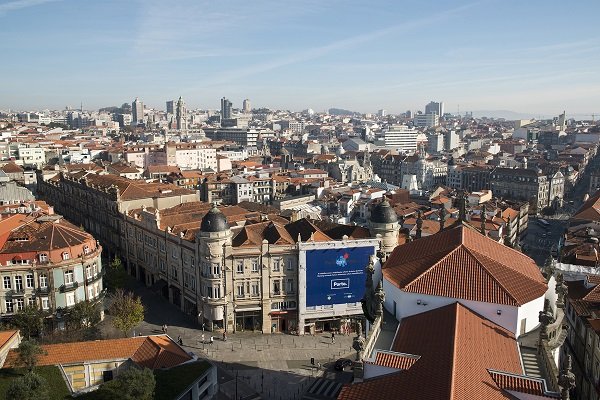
[{"left": 334, "top": 358, "right": 353, "bottom": 371}]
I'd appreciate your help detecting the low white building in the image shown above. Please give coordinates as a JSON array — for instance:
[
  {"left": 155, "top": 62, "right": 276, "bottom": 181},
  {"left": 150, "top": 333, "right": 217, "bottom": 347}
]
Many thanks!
[{"left": 381, "top": 223, "right": 548, "bottom": 337}]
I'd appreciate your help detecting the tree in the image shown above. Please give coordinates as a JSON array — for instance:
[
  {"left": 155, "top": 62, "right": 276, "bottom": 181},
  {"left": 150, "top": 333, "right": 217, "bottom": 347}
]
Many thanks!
[
  {"left": 97, "top": 367, "right": 155, "bottom": 400},
  {"left": 15, "top": 340, "right": 46, "bottom": 373},
  {"left": 6, "top": 372, "right": 49, "bottom": 400},
  {"left": 109, "top": 289, "right": 144, "bottom": 337},
  {"left": 12, "top": 306, "right": 45, "bottom": 339},
  {"left": 105, "top": 256, "right": 128, "bottom": 292},
  {"left": 67, "top": 300, "right": 101, "bottom": 330}
]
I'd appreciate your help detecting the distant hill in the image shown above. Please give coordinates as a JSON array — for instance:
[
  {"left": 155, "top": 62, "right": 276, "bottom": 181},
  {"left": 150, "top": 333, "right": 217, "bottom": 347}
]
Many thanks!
[
  {"left": 328, "top": 108, "right": 361, "bottom": 116},
  {"left": 470, "top": 110, "right": 554, "bottom": 120}
]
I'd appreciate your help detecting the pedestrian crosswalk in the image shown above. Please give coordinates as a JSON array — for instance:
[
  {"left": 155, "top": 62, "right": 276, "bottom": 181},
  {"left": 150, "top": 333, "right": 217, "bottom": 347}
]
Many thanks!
[{"left": 302, "top": 378, "right": 343, "bottom": 400}]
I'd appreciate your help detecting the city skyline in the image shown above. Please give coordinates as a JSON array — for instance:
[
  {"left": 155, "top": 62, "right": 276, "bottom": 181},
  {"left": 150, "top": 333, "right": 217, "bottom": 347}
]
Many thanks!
[{"left": 2, "top": 0, "right": 600, "bottom": 116}]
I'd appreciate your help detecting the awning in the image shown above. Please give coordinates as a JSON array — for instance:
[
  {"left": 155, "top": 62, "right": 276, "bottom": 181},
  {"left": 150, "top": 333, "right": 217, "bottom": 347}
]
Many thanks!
[
  {"left": 234, "top": 306, "right": 261, "bottom": 312},
  {"left": 270, "top": 311, "right": 288, "bottom": 315}
]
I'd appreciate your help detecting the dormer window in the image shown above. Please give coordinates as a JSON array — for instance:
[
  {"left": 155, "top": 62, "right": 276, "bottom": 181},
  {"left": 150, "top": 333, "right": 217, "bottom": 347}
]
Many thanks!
[
  {"left": 62, "top": 252, "right": 70, "bottom": 261},
  {"left": 83, "top": 245, "right": 90, "bottom": 255},
  {"left": 39, "top": 254, "right": 48, "bottom": 263}
]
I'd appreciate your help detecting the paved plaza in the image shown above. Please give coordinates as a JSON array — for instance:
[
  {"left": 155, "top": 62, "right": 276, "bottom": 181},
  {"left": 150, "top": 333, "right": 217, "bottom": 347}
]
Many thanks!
[{"left": 101, "top": 280, "right": 357, "bottom": 399}]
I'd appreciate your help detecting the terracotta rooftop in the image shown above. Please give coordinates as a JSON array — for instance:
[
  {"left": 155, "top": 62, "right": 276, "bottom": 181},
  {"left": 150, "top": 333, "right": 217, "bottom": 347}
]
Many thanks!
[
  {"left": 338, "top": 303, "right": 524, "bottom": 400},
  {"left": 572, "top": 190, "right": 600, "bottom": 222},
  {"left": 3, "top": 335, "right": 191, "bottom": 370},
  {"left": 488, "top": 370, "right": 559, "bottom": 398},
  {"left": 383, "top": 224, "right": 547, "bottom": 306},
  {"left": 364, "top": 350, "right": 420, "bottom": 370}
]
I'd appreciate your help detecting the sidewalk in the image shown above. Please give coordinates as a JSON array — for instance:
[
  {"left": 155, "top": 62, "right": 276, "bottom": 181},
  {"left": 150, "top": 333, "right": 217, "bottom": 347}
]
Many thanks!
[{"left": 101, "top": 280, "right": 357, "bottom": 399}]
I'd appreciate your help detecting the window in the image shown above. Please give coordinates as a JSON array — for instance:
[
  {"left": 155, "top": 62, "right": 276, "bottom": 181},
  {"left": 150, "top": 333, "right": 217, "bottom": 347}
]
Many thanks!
[
  {"left": 171, "top": 267, "right": 178, "bottom": 281},
  {"left": 159, "top": 260, "right": 166, "bottom": 272},
  {"left": 64, "top": 270, "right": 74, "bottom": 285},
  {"left": 251, "top": 283, "right": 260, "bottom": 296},
  {"left": 212, "top": 263, "right": 220, "bottom": 276},
  {"left": 66, "top": 293, "right": 75, "bottom": 306},
  {"left": 26, "top": 274, "right": 34, "bottom": 288},
  {"left": 286, "top": 279, "right": 295, "bottom": 293},
  {"left": 39, "top": 274, "right": 47, "bottom": 288},
  {"left": 252, "top": 260, "right": 259, "bottom": 272},
  {"left": 237, "top": 262, "right": 244, "bottom": 274},
  {"left": 86, "top": 266, "right": 92, "bottom": 279},
  {"left": 15, "top": 276, "right": 23, "bottom": 291},
  {"left": 41, "top": 298, "right": 49, "bottom": 310},
  {"left": 39, "top": 253, "right": 48, "bottom": 263},
  {"left": 27, "top": 297, "right": 35, "bottom": 307},
  {"left": 237, "top": 285, "right": 245, "bottom": 298},
  {"left": 171, "top": 248, "right": 178, "bottom": 259},
  {"left": 213, "top": 286, "right": 221, "bottom": 299},
  {"left": 5, "top": 300, "right": 13, "bottom": 313},
  {"left": 273, "top": 280, "right": 280, "bottom": 295},
  {"left": 15, "top": 298, "right": 24, "bottom": 311},
  {"left": 62, "top": 252, "right": 70, "bottom": 260},
  {"left": 287, "top": 259, "right": 293, "bottom": 271},
  {"left": 88, "top": 287, "right": 94, "bottom": 299},
  {"left": 273, "top": 259, "right": 280, "bottom": 272},
  {"left": 3, "top": 276, "right": 11, "bottom": 290}
]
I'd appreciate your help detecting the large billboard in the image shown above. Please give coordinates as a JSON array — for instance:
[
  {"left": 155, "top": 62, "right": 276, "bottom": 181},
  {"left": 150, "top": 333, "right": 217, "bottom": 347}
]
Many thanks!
[{"left": 305, "top": 246, "right": 374, "bottom": 307}]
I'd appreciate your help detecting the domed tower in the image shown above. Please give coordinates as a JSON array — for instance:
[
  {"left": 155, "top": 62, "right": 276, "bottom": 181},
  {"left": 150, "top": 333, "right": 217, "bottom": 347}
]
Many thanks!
[
  {"left": 197, "top": 204, "right": 232, "bottom": 331},
  {"left": 369, "top": 198, "right": 400, "bottom": 258}
]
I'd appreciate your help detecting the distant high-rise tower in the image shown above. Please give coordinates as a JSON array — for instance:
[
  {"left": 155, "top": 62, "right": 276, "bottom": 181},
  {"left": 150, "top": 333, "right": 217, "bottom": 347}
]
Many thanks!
[
  {"left": 221, "top": 97, "right": 232, "bottom": 119},
  {"left": 176, "top": 96, "right": 187, "bottom": 131},
  {"left": 425, "top": 101, "right": 444, "bottom": 117},
  {"left": 132, "top": 97, "right": 144, "bottom": 126},
  {"left": 166, "top": 100, "right": 175, "bottom": 115},
  {"left": 243, "top": 99, "right": 251, "bottom": 114},
  {"left": 378, "top": 109, "right": 386, "bottom": 117}
]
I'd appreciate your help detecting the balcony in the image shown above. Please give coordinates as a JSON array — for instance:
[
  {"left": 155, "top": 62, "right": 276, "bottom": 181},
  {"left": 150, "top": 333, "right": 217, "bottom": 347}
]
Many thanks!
[
  {"left": 35, "top": 286, "right": 52, "bottom": 295},
  {"left": 59, "top": 281, "right": 79, "bottom": 293},
  {"left": 85, "top": 270, "right": 105, "bottom": 285},
  {"left": 5, "top": 288, "right": 25, "bottom": 297}
]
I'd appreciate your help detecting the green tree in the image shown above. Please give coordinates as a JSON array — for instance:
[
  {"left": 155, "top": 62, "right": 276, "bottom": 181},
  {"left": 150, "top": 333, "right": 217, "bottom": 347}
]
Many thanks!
[
  {"left": 109, "top": 289, "right": 144, "bottom": 337},
  {"left": 6, "top": 371, "right": 49, "bottom": 400},
  {"left": 12, "top": 306, "right": 45, "bottom": 339},
  {"left": 67, "top": 300, "right": 101, "bottom": 330},
  {"left": 97, "top": 367, "right": 155, "bottom": 400},
  {"left": 105, "top": 256, "right": 128, "bottom": 292},
  {"left": 15, "top": 340, "right": 46, "bottom": 373}
]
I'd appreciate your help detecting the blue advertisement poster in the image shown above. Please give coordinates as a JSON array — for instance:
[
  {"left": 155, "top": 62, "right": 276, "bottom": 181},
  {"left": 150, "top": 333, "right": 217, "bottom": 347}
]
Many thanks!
[{"left": 305, "top": 246, "right": 374, "bottom": 307}]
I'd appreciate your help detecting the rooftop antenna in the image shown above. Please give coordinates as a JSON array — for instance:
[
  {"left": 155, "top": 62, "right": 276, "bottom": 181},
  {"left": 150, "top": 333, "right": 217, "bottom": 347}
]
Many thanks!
[{"left": 80, "top": 101, "right": 83, "bottom": 113}]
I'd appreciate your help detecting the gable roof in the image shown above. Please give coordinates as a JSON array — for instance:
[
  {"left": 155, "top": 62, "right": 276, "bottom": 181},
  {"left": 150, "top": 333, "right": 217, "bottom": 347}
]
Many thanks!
[
  {"left": 338, "top": 303, "right": 524, "bottom": 400},
  {"left": 2, "top": 335, "right": 191, "bottom": 369},
  {"left": 572, "top": 190, "right": 600, "bottom": 222},
  {"left": 383, "top": 224, "right": 546, "bottom": 306}
]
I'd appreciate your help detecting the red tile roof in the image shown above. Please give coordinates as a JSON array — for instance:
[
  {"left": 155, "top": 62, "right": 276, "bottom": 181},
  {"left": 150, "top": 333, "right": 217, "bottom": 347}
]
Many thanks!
[
  {"left": 338, "top": 303, "right": 523, "bottom": 400},
  {"left": 2, "top": 335, "right": 191, "bottom": 369},
  {"left": 365, "top": 351, "right": 420, "bottom": 370},
  {"left": 488, "top": 370, "right": 559, "bottom": 398},
  {"left": 383, "top": 224, "right": 547, "bottom": 306},
  {"left": 572, "top": 190, "right": 600, "bottom": 222}
]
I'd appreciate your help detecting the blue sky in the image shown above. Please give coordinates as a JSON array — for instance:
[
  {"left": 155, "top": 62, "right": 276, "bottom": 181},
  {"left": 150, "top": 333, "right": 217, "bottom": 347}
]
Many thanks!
[{"left": 1, "top": 0, "right": 599, "bottom": 116}]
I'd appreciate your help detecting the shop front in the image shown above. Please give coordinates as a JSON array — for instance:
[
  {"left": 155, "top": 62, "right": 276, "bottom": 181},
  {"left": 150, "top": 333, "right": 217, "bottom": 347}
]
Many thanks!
[
  {"left": 269, "top": 311, "right": 297, "bottom": 333},
  {"left": 234, "top": 307, "right": 262, "bottom": 332}
]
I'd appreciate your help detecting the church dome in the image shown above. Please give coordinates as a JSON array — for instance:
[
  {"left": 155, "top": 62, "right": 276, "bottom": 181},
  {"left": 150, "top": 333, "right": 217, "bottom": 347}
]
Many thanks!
[
  {"left": 370, "top": 198, "right": 398, "bottom": 224},
  {"left": 200, "top": 204, "right": 229, "bottom": 232}
]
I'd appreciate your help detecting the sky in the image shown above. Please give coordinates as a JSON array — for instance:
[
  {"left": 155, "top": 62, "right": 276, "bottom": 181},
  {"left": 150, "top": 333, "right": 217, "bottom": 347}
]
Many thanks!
[{"left": 1, "top": 0, "right": 600, "bottom": 117}]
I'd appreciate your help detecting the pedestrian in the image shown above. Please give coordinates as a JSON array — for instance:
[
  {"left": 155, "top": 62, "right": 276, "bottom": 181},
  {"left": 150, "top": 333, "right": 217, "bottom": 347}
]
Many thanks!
[
  {"left": 210, "top": 335, "right": 214, "bottom": 345},
  {"left": 223, "top": 331, "right": 227, "bottom": 341},
  {"left": 201, "top": 333, "right": 205, "bottom": 344},
  {"left": 161, "top": 324, "right": 165, "bottom": 334},
  {"left": 177, "top": 335, "right": 183, "bottom": 346},
  {"left": 331, "top": 331, "right": 335, "bottom": 344}
]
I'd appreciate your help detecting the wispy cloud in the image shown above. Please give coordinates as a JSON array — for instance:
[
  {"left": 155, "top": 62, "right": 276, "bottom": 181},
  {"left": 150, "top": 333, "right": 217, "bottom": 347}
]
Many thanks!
[
  {"left": 0, "top": 0, "right": 59, "bottom": 15},
  {"left": 180, "top": 0, "right": 487, "bottom": 92}
]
